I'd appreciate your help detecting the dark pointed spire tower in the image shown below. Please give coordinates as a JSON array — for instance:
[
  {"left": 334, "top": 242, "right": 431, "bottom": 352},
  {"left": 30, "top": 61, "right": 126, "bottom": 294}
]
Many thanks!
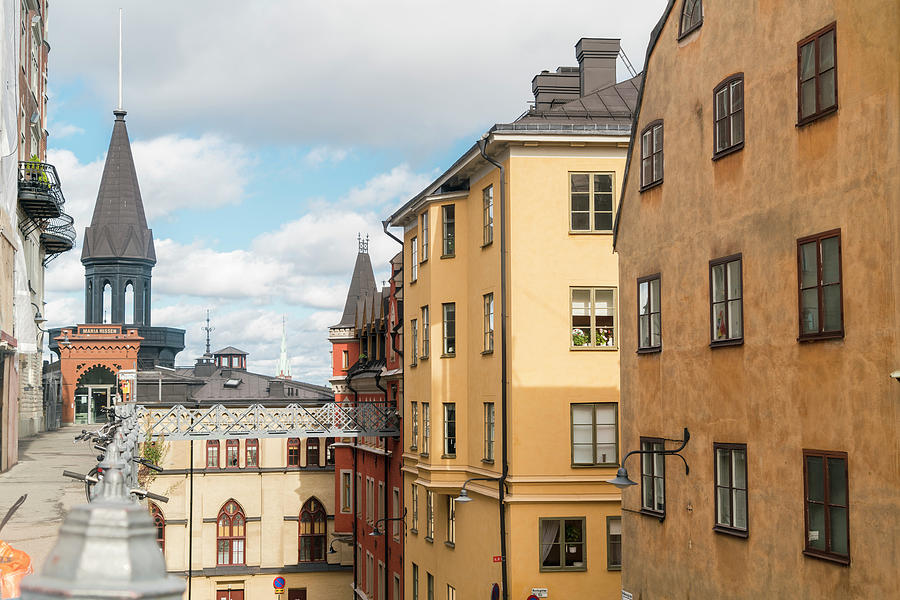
[{"left": 75, "top": 108, "right": 185, "bottom": 367}]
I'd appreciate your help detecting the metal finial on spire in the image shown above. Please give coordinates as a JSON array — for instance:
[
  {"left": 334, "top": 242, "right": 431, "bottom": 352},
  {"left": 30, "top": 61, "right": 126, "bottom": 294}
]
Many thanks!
[
  {"left": 277, "top": 315, "right": 292, "bottom": 380},
  {"left": 118, "top": 8, "right": 123, "bottom": 111},
  {"left": 358, "top": 233, "right": 369, "bottom": 254},
  {"left": 202, "top": 309, "right": 214, "bottom": 355}
]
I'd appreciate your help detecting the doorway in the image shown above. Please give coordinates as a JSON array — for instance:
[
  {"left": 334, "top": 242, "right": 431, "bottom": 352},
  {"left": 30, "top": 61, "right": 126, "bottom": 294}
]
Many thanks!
[
  {"left": 288, "top": 589, "right": 307, "bottom": 600},
  {"left": 74, "top": 366, "right": 117, "bottom": 424},
  {"left": 216, "top": 590, "right": 243, "bottom": 600}
]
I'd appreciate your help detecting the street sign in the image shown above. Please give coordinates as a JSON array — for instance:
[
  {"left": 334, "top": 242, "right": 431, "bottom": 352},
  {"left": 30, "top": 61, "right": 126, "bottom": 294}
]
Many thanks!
[
  {"left": 531, "top": 588, "right": 548, "bottom": 598},
  {"left": 492, "top": 555, "right": 502, "bottom": 563},
  {"left": 275, "top": 590, "right": 284, "bottom": 596},
  {"left": 273, "top": 577, "right": 286, "bottom": 590},
  {"left": 117, "top": 369, "right": 136, "bottom": 381},
  {"left": 622, "top": 591, "right": 633, "bottom": 600}
]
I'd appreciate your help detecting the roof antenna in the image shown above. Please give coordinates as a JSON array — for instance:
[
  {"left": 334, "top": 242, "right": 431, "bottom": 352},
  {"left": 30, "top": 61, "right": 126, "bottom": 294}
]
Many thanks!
[
  {"left": 118, "top": 8, "right": 124, "bottom": 111},
  {"left": 202, "top": 309, "right": 214, "bottom": 355},
  {"left": 358, "top": 233, "right": 369, "bottom": 254}
]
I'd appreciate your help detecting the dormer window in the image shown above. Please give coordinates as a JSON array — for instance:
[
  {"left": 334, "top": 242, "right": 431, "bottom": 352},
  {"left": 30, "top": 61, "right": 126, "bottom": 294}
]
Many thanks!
[
  {"left": 679, "top": 0, "right": 703, "bottom": 39},
  {"left": 224, "top": 378, "right": 241, "bottom": 389}
]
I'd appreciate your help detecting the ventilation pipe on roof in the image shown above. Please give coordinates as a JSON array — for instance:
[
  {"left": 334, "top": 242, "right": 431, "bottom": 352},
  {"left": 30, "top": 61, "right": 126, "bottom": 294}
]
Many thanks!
[
  {"left": 576, "top": 38, "right": 621, "bottom": 95},
  {"left": 478, "top": 134, "right": 510, "bottom": 600}
]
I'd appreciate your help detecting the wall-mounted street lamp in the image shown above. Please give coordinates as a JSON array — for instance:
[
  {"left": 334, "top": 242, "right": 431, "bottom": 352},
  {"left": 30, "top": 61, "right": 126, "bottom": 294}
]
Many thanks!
[
  {"left": 31, "top": 302, "right": 47, "bottom": 332},
  {"left": 327, "top": 537, "right": 351, "bottom": 555},
  {"left": 369, "top": 508, "right": 407, "bottom": 537},
  {"left": 606, "top": 427, "right": 691, "bottom": 489},
  {"left": 454, "top": 476, "right": 503, "bottom": 504}
]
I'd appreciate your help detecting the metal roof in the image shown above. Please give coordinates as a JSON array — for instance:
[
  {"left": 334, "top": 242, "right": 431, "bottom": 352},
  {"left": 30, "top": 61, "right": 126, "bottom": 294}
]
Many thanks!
[{"left": 81, "top": 110, "right": 156, "bottom": 264}]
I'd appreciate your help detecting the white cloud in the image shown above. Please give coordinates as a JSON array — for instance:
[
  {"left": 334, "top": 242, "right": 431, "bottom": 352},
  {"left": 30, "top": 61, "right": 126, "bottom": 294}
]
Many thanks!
[
  {"left": 341, "top": 164, "right": 433, "bottom": 209},
  {"left": 51, "top": 123, "right": 85, "bottom": 138},
  {"left": 303, "top": 146, "right": 349, "bottom": 167},
  {"left": 49, "top": 0, "right": 669, "bottom": 150}
]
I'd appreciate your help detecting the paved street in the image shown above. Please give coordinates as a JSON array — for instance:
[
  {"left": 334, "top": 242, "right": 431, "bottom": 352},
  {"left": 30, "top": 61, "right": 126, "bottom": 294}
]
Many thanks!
[{"left": 0, "top": 425, "right": 99, "bottom": 575}]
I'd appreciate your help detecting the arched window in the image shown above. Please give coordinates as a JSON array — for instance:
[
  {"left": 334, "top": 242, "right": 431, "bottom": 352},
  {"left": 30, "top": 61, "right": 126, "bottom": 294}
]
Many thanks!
[
  {"left": 149, "top": 502, "right": 165, "bottom": 552},
  {"left": 306, "top": 438, "right": 320, "bottom": 468},
  {"left": 207, "top": 440, "right": 220, "bottom": 469},
  {"left": 124, "top": 282, "right": 134, "bottom": 324},
  {"left": 679, "top": 0, "right": 702, "bottom": 38},
  {"left": 86, "top": 281, "right": 93, "bottom": 319},
  {"left": 245, "top": 439, "right": 259, "bottom": 467},
  {"left": 226, "top": 439, "right": 240, "bottom": 468},
  {"left": 217, "top": 500, "right": 245, "bottom": 565},
  {"left": 102, "top": 282, "right": 112, "bottom": 324},
  {"left": 299, "top": 497, "right": 326, "bottom": 562}
]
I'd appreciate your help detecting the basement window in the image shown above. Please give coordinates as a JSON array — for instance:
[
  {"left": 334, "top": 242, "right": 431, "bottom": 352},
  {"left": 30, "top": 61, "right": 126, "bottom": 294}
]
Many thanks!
[{"left": 224, "top": 379, "right": 242, "bottom": 388}]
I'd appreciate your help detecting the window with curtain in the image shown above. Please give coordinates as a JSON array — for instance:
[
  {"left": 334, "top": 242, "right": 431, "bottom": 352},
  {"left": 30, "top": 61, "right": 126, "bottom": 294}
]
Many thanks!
[
  {"left": 571, "top": 287, "right": 616, "bottom": 347},
  {"left": 714, "top": 443, "right": 748, "bottom": 534},
  {"left": 540, "top": 517, "right": 586, "bottom": 571},
  {"left": 571, "top": 403, "right": 617, "bottom": 466},
  {"left": 216, "top": 500, "right": 245, "bottom": 565},
  {"left": 607, "top": 516, "right": 622, "bottom": 570},
  {"left": 299, "top": 497, "right": 326, "bottom": 562},
  {"left": 710, "top": 255, "right": 743, "bottom": 344}
]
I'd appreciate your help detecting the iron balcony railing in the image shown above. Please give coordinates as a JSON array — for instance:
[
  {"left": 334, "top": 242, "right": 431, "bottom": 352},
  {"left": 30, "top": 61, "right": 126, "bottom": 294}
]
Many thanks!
[
  {"left": 40, "top": 211, "right": 76, "bottom": 263},
  {"left": 18, "top": 161, "right": 66, "bottom": 220}
]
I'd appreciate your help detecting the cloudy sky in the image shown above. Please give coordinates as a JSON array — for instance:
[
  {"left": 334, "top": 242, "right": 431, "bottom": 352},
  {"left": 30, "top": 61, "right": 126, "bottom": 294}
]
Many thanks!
[{"left": 44, "top": 0, "right": 668, "bottom": 385}]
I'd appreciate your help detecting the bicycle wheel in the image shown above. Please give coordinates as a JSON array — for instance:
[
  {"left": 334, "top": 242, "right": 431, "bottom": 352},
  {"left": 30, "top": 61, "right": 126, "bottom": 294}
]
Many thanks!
[{"left": 85, "top": 467, "right": 101, "bottom": 502}]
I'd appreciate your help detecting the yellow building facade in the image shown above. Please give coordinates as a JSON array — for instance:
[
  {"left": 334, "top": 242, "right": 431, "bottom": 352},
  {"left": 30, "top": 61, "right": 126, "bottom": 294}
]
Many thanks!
[
  {"left": 388, "top": 40, "right": 637, "bottom": 599},
  {"left": 614, "top": 1, "right": 900, "bottom": 598}
]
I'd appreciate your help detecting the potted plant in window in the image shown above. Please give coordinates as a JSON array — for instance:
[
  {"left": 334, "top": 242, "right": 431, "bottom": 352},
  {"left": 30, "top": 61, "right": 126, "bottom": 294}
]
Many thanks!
[{"left": 572, "top": 328, "right": 588, "bottom": 346}]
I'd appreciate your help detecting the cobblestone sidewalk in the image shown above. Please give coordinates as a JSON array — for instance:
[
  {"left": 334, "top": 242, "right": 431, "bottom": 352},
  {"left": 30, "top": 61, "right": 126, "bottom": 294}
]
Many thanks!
[{"left": 0, "top": 425, "right": 100, "bottom": 575}]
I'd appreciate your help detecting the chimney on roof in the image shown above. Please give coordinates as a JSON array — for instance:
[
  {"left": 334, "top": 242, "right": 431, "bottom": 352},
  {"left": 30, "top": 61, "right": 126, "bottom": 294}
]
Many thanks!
[
  {"left": 532, "top": 67, "right": 581, "bottom": 111},
  {"left": 576, "top": 38, "right": 620, "bottom": 95}
]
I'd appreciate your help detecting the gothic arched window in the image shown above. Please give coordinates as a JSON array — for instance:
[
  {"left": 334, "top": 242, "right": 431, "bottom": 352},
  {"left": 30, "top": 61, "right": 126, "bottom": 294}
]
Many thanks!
[
  {"left": 679, "top": 0, "right": 703, "bottom": 38},
  {"left": 299, "top": 497, "right": 326, "bottom": 562},
  {"left": 149, "top": 502, "right": 165, "bottom": 552},
  {"left": 102, "top": 282, "right": 112, "bottom": 324},
  {"left": 306, "top": 438, "right": 320, "bottom": 468},
  {"left": 124, "top": 282, "right": 134, "bottom": 324},
  {"left": 216, "top": 500, "right": 245, "bottom": 565}
]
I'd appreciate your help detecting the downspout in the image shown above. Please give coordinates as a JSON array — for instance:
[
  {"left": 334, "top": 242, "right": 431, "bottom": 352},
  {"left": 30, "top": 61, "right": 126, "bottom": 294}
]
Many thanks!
[
  {"left": 479, "top": 135, "right": 510, "bottom": 600},
  {"left": 374, "top": 372, "right": 390, "bottom": 591},
  {"left": 346, "top": 369, "right": 360, "bottom": 594}
]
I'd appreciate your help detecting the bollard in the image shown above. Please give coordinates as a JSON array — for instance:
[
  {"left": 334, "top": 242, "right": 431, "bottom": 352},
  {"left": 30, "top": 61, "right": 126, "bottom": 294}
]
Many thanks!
[{"left": 21, "top": 443, "right": 183, "bottom": 600}]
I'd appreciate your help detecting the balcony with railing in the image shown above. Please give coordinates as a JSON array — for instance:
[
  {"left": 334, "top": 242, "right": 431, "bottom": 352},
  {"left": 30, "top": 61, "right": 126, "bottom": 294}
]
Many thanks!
[
  {"left": 18, "top": 160, "right": 63, "bottom": 220},
  {"left": 40, "top": 212, "right": 76, "bottom": 262}
]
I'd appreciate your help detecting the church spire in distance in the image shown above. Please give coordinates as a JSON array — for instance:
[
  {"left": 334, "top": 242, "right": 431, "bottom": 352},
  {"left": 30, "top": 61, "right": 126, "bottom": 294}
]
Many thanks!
[{"left": 277, "top": 316, "right": 292, "bottom": 380}]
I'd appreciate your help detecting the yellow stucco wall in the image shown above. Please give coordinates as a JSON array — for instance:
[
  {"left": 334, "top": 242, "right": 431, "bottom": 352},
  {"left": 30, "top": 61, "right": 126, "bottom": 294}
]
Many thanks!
[
  {"left": 615, "top": 1, "right": 900, "bottom": 598},
  {"left": 401, "top": 136, "right": 627, "bottom": 599},
  {"left": 148, "top": 435, "right": 352, "bottom": 600}
]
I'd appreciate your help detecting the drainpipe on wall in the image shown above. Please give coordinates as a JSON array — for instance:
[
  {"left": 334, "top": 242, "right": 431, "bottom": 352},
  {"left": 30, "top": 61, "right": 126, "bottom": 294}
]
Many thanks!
[
  {"left": 478, "top": 135, "right": 510, "bottom": 600},
  {"left": 374, "top": 372, "right": 391, "bottom": 589}
]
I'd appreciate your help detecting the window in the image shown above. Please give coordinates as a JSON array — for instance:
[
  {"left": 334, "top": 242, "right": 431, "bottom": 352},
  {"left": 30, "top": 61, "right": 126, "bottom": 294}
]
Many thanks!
[
  {"left": 394, "top": 574, "right": 401, "bottom": 600},
  {"left": 606, "top": 516, "right": 622, "bottom": 570},
  {"left": 341, "top": 471, "right": 352, "bottom": 513},
  {"left": 446, "top": 496, "right": 456, "bottom": 545},
  {"left": 225, "top": 439, "right": 239, "bottom": 468},
  {"left": 483, "top": 293, "right": 494, "bottom": 352},
  {"left": 798, "top": 230, "right": 843, "bottom": 340},
  {"left": 412, "top": 563, "right": 419, "bottom": 600},
  {"left": 640, "top": 439, "right": 665, "bottom": 515},
  {"left": 427, "top": 573, "right": 434, "bottom": 600},
  {"left": 410, "top": 319, "right": 418, "bottom": 366},
  {"left": 539, "top": 517, "right": 586, "bottom": 571},
  {"left": 288, "top": 438, "right": 300, "bottom": 467},
  {"left": 342, "top": 350, "right": 349, "bottom": 369},
  {"left": 803, "top": 450, "right": 849, "bottom": 563},
  {"left": 483, "top": 402, "right": 495, "bottom": 462},
  {"left": 571, "top": 403, "right": 618, "bottom": 466},
  {"left": 306, "top": 438, "right": 320, "bottom": 467},
  {"left": 206, "top": 440, "right": 219, "bottom": 469},
  {"left": 421, "top": 306, "right": 429, "bottom": 358},
  {"left": 714, "top": 443, "right": 748, "bottom": 535},
  {"left": 637, "top": 275, "right": 661, "bottom": 352},
  {"left": 447, "top": 585, "right": 456, "bottom": 600},
  {"left": 640, "top": 121, "right": 663, "bottom": 190},
  {"left": 357, "top": 546, "right": 363, "bottom": 590},
  {"left": 245, "top": 439, "right": 258, "bottom": 468},
  {"left": 411, "top": 237, "right": 418, "bottom": 281},
  {"left": 149, "top": 502, "right": 165, "bottom": 552},
  {"left": 713, "top": 75, "right": 744, "bottom": 158},
  {"left": 393, "top": 488, "right": 401, "bottom": 540},
  {"left": 325, "top": 437, "right": 335, "bottom": 465},
  {"left": 366, "top": 477, "right": 375, "bottom": 524},
  {"left": 379, "top": 562, "right": 386, "bottom": 600},
  {"left": 421, "top": 211, "right": 429, "bottom": 261},
  {"left": 366, "top": 552, "right": 374, "bottom": 596},
  {"left": 442, "top": 303, "right": 456, "bottom": 355},
  {"left": 378, "top": 481, "right": 385, "bottom": 524},
  {"left": 443, "top": 403, "right": 456, "bottom": 457},
  {"left": 571, "top": 287, "right": 616, "bottom": 348},
  {"left": 710, "top": 255, "right": 743, "bottom": 344},
  {"left": 425, "top": 490, "right": 434, "bottom": 540},
  {"left": 422, "top": 402, "right": 430, "bottom": 455},
  {"left": 679, "top": 0, "right": 702, "bottom": 38},
  {"left": 410, "top": 402, "right": 419, "bottom": 450},
  {"left": 411, "top": 483, "right": 419, "bottom": 533},
  {"left": 442, "top": 205, "right": 455, "bottom": 256},
  {"left": 483, "top": 185, "right": 493, "bottom": 245},
  {"left": 570, "top": 173, "right": 614, "bottom": 232},
  {"left": 216, "top": 500, "right": 245, "bottom": 565},
  {"left": 357, "top": 473, "right": 362, "bottom": 517},
  {"left": 798, "top": 23, "right": 837, "bottom": 125},
  {"left": 299, "top": 497, "right": 326, "bottom": 562}
]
